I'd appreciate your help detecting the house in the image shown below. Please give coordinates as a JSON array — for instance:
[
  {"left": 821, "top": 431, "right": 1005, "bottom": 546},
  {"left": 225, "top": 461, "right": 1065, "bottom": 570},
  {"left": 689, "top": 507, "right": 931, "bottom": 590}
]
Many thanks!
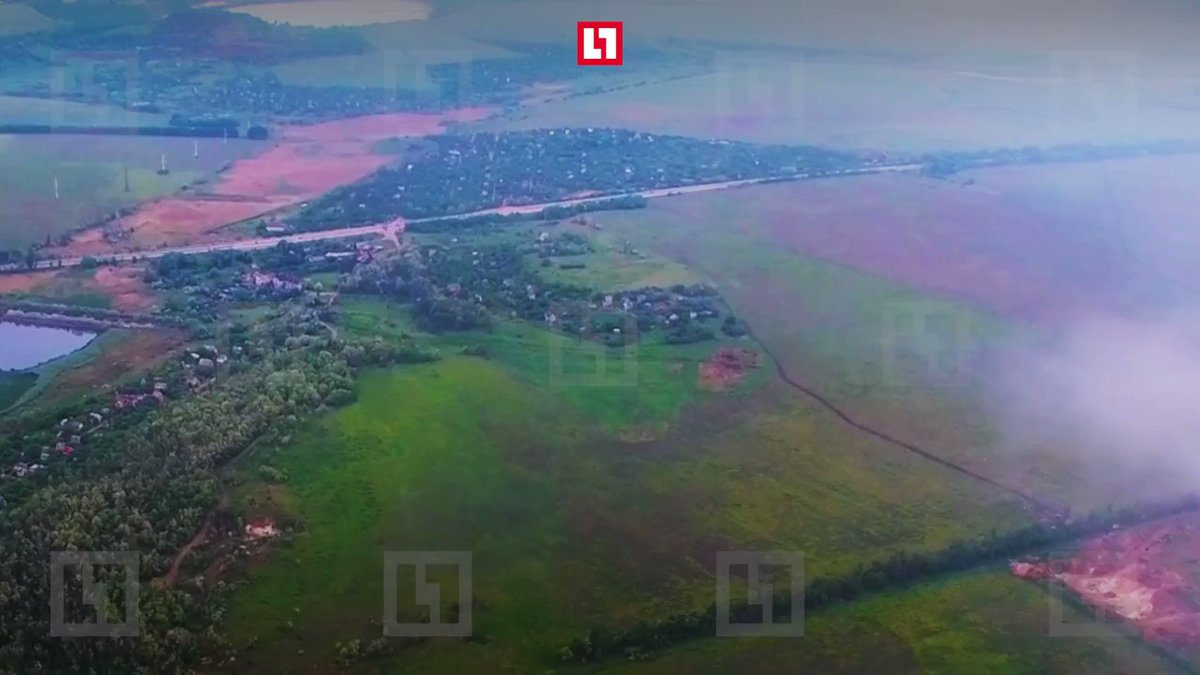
[
  {"left": 12, "top": 463, "right": 28, "bottom": 478},
  {"left": 197, "top": 358, "right": 216, "bottom": 373},
  {"left": 89, "top": 412, "right": 103, "bottom": 425}
]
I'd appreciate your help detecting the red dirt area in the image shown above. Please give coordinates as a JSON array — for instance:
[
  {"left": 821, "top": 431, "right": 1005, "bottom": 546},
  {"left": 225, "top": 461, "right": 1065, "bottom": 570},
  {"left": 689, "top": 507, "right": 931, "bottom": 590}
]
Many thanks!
[
  {"left": 55, "top": 108, "right": 492, "bottom": 256},
  {"left": 1012, "top": 513, "right": 1200, "bottom": 649},
  {"left": 91, "top": 266, "right": 157, "bottom": 312},
  {"left": 0, "top": 270, "right": 57, "bottom": 294},
  {"left": 699, "top": 347, "right": 761, "bottom": 391}
]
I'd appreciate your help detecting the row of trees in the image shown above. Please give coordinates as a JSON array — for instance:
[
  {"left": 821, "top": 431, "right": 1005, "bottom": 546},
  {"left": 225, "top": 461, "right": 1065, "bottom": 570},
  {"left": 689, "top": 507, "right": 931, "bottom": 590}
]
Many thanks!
[
  {"left": 559, "top": 496, "right": 1200, "bottom": 663},
  {"left": 923, "top": 139, "right": 1200, "bottom": 178}
]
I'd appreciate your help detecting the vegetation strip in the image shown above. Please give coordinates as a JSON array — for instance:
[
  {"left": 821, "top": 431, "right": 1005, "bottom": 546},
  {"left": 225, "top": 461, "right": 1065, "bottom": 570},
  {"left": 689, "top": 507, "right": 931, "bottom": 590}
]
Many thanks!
[{"left": 559, "top": 496, "right": 1200, "bottom": 663}]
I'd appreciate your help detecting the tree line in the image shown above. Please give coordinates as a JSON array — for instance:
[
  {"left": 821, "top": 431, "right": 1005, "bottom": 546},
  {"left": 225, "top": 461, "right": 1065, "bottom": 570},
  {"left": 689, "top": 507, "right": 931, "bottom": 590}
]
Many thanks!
[{"left": 558, "top": 496, "right": 1200, "bottom": 664}]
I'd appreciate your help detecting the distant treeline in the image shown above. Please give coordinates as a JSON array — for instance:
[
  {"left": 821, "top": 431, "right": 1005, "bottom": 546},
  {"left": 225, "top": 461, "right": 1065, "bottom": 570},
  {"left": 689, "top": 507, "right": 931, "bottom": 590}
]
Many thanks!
[
  {"left": 0, "top": 124, "right": 268, "bottom": 139},
  {"left": 923, "top": 138, "right": 1200, "bottom": 177},
  {"left": 559, "top": 494, "right": 1200, "bottom": 664}
]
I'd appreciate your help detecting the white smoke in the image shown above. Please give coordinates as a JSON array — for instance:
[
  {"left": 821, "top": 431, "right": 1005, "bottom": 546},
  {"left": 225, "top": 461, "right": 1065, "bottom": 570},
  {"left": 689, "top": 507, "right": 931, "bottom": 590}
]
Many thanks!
[{"left": 990, "top": 309, "right": 1200, "bottom": 493}]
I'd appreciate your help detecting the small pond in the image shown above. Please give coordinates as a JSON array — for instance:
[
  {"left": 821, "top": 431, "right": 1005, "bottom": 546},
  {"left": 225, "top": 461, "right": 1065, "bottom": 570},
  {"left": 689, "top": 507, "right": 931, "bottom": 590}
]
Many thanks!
[{"left": 0, "top": 321, "right": 98, "bottom": 371}]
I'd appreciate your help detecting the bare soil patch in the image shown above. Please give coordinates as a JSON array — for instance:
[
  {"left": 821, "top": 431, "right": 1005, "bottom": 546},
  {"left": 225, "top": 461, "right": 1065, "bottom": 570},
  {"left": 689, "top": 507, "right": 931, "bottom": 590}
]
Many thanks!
[
  {"left": 90, "top": 266, "right": 157, "bottom": 312},
  {"left": 699, "top": 347, "right": 761, "bottom": 391},
  {"left": 0, "top": 270, "right": 57, "bottom": 294},
  {"left": 1013, "top": 513, "right": 1200, "bottom": 649}
]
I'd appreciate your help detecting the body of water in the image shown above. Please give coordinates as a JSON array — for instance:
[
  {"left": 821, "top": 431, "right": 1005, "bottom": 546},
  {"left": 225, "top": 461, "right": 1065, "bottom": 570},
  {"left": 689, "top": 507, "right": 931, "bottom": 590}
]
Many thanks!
[{"left": 0, "top": 321, "right": 97, "bottom": 371}]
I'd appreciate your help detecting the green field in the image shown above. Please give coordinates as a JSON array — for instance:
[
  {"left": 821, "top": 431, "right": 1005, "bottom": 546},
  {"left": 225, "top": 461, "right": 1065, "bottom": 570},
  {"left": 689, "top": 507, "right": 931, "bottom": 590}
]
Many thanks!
[
  {"left": 589, "top": 194, "right": 1147, "bottom": 513},
  {"left": 0, "top": 95, "right": 166, "bottom": 126},
  {"left": 0, "top": 371, "right": 37, "bottom": 411},
  {"left": 594, "top": 571, "right": 1191, "bottom": 675},
  {"left": 0, "top": 133, "right": 261, "bottom": 249},
  {"left": 222, "top": 298, "right": 1032, "bottom": 672}
]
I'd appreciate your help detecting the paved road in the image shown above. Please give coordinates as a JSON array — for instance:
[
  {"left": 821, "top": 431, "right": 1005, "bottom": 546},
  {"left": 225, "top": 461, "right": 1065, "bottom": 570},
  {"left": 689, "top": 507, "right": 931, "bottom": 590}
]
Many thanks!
[{"left": 1, "top": 164, "right": 923, "bottom": 273}]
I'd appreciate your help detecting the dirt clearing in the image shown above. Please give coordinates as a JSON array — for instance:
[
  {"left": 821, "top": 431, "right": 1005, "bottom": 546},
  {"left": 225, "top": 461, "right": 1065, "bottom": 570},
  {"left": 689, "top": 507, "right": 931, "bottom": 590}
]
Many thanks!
[
  {"left": 699, "top": 347, "right": 761, "bottom": 391},
  {"left": 0, "top": 270, "right": 57, "bottom": 294},
  {"left": 1013, "top": 513, "right": 1200, "bottom": 650}
]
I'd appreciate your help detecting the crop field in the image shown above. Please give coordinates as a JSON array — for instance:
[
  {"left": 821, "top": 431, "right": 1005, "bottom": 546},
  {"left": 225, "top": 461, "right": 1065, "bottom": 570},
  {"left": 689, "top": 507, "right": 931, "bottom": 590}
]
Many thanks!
[
  {"left": 594, "top": 571, "right": 1191, "bottom": 675},
  {"left": 0, "top": 133, "right": 260, "bottom": 250}
]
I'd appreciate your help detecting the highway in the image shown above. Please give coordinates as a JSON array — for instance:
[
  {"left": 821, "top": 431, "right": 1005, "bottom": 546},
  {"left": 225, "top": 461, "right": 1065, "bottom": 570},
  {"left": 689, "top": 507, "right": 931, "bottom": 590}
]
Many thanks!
[{"left": 0, "top": 163, "right": 924, "bottom": 273}]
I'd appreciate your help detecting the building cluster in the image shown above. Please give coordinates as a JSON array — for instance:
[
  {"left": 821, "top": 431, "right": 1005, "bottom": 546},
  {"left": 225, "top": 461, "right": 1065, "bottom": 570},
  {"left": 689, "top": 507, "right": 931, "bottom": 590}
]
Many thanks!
[{"left": 5, "top": 345, "right": 230, "bottom": 483}]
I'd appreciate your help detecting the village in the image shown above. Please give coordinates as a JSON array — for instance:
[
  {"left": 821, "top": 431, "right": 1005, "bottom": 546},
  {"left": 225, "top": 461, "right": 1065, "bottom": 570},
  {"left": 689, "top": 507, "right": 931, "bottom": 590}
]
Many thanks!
[{"left": 5, "top": 342, "right": 233, "bottom": 484}]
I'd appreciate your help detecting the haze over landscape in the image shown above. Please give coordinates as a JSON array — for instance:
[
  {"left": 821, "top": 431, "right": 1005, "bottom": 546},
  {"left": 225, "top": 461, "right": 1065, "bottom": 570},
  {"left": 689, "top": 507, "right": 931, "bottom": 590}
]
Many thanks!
[{"left": 3, "top": 1, "right": 1200, "bottom": 673}]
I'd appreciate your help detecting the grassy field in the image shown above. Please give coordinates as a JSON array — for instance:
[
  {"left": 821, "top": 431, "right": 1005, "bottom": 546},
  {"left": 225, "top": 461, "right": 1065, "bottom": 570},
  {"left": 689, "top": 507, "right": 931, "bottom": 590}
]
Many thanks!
[
  {"left": 338, "top": 296, "right": 750, "bottom": 432},
  {"left": 0, "top": 133, "right": 261, "bottom": 250},
  {"left": 0, "top": 371, "right": 37, "bottom": 411},
  {"left": 592, "top": 571, "right": 1192, "bottom": 675},
  {"left": 221, "top": 314, "right": 1031, "bottom": 672},
  {"left": 0, "top": 95, "right": 166, "bottom": 126},
  {"left": 591, "top": 192, "right": 1161, "bottom": 513}
]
